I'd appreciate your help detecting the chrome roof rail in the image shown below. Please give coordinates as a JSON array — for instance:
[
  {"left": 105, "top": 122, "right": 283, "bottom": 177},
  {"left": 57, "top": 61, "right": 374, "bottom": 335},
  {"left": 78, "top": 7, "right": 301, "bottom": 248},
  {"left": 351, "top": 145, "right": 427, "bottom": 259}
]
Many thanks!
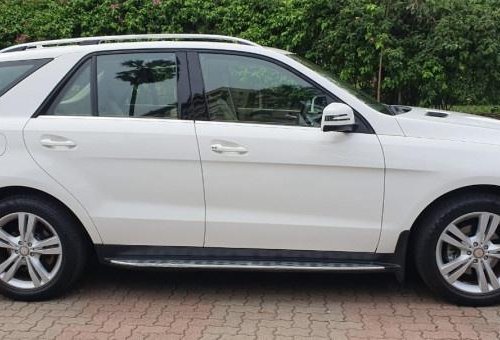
[{"left": 0, "top": 34, "right": 261, "bottom": 53}]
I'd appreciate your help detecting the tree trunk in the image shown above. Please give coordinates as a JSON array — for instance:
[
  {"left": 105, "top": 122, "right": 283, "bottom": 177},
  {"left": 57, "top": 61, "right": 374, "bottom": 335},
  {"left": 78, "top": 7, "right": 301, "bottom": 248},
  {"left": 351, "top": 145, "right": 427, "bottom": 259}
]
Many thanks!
[
  {"left": 129, "top": 84, "right": 138, "bottom": 117},
  {"left": 377, "top": 50, "right": 383, "bottom": 102}
]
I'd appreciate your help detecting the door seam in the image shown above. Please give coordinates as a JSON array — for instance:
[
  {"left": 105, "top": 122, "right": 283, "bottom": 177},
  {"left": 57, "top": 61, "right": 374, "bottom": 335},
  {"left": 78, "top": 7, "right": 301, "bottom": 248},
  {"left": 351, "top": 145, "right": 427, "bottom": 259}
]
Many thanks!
[
  {"left": 193, "top": 121, "right": 208, "bottom": 247},
  {"left": 21, "top": 118, "right": 104, "bottom": 243}
]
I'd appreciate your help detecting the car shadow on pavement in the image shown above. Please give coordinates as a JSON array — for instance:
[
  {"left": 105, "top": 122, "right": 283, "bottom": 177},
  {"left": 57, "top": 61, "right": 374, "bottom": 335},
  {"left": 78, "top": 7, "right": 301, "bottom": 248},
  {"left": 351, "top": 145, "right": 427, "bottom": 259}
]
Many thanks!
[{"left": 72, "top": 263, "right": 440, "bottom": 305}]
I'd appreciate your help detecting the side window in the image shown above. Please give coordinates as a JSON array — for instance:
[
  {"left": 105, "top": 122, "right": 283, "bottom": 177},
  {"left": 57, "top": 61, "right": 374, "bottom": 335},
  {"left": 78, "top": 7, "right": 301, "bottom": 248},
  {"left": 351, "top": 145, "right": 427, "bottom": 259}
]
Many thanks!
[
  {"left": 0, "top": 59, "right": 51, "bottom": 97},
  {"left": 46, "top": 53, "right": 178, "bottom": 119},
  {"left": 199, "top": 53, "right": 331, "bottom": 127},
  {"left": 47, "top": 60, "right": 92, "bottom": 116},
  {"left": 97, "top": 53, "right": 177, "bottom": 118}
]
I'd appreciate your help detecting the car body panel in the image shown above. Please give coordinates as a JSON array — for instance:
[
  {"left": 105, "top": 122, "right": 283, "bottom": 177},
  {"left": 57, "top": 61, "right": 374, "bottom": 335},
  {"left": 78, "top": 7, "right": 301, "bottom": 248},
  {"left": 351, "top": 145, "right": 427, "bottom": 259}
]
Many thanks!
[
  {"left": 23, "top": 116, "right": 206, "bottom": 246},
  {"left": 0, "top": 134, "right": 6, "bottom": 156},
  {"left": 0, "top": 117, "right": 103, "bottom": 243},
  {"left": 195, "top": 120, "right": 385, "bottom": 252},
  {"left": 378, "top": 134, "right": 500, "bottom": 252},
  {"left": 396, "top": 107, "right": 500, "bottom": 145}
]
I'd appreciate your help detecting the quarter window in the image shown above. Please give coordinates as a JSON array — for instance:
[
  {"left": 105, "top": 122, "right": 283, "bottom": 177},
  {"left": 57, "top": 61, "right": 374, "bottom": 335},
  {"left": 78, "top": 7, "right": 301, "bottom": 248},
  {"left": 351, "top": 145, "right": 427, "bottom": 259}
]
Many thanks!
[
  {"left": 47, "top": 60, "right": 92, "bottom": 116},
  {"left": 199, "top": 53, "right": 332, "bottom": 127},
  {"left": 46, "top": 53, "right": 178, "bottom": 118},
  {"left": 0, "top": 59, "right": 51, "bottom": 97}
]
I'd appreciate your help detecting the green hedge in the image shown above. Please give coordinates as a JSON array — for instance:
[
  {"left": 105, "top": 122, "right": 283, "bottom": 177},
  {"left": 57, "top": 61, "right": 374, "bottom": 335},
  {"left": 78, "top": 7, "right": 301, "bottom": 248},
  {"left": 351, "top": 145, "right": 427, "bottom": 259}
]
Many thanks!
[{"left": 1, "top": 0, "right": 499, "bottom": 108}]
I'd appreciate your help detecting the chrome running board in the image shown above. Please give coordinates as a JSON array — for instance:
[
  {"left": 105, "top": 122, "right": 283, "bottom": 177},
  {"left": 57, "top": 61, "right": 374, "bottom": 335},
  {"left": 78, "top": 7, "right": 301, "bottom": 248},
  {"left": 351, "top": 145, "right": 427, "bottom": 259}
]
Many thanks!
[{"left": 108, "top": 258, "right": 387, "bottom": 272}]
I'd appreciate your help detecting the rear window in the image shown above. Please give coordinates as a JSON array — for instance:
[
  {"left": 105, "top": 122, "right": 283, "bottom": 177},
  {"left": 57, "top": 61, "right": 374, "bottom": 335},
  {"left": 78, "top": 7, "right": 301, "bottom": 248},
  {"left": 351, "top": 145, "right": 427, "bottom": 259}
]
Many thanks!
[{"left": 0, "top": 59, "right": 51, "bottom": 97}]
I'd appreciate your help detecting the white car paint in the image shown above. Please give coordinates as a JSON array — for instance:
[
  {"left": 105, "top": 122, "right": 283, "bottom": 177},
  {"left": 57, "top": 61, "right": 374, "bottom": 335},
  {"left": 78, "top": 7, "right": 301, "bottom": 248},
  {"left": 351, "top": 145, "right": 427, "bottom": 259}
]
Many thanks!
[
  {"left": 0, "top": 40, "right": 499, "bottom": 255},
  {"left": 378, "top": 109, "right": 500, "bottom": 252},
  {"left": 24, "top": 116, "right": 206, "bottom": 246},
  {"left": 195, "top": 120, "right": 384, "bottom": 252}
]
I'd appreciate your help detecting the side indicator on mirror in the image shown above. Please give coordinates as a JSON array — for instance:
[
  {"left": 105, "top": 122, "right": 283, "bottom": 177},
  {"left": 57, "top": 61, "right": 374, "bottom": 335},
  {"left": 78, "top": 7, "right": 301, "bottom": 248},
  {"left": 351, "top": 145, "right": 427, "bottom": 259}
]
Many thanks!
[{"left": 321, "top": 103, "right": 357, "bottom": 132}]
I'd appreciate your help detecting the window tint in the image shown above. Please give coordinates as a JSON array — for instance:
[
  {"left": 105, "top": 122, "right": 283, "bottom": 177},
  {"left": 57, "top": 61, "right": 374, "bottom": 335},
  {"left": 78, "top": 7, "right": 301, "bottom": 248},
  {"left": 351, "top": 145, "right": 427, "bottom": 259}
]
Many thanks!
[
  {"left": 0, "top": 59, "right": 50, "bottom": 97},
  {"left": 97, "top": 53, "right": 177, "bottom": 118},
  {"left": 199, "top": 53, "right": 331, "bottom": 127},
  {"left": 47, "top": 60, "right": 92, "bottom": 116},
  {"left": 46, "top": 53, "right": 178, "bottom": 118}
]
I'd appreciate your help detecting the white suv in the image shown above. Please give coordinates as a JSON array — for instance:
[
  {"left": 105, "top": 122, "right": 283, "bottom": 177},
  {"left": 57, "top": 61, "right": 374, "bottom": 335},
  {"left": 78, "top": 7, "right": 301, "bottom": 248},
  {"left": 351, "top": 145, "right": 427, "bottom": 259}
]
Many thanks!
[{"left": 1, "top": 34, "right": 500, "bottom": 305}]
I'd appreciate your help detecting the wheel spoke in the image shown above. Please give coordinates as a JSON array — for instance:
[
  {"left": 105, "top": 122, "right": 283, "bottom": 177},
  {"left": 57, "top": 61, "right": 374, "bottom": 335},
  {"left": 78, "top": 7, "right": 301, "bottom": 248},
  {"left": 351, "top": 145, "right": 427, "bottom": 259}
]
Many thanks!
[
  {"left": 439, "top": 256, "right": 471, "bottom": 276},
  {"left": 0, "top": 253, "right": 19, "bottom": 274},
  {"left": 18, "top": 213, "right": 37, "bottom": 243},
  {"left": 32, "top": 236, "right": 60, "bottom": 250},
  {"left": 2, "top": 255, "right": 22, "bottom": 282},
  {"left": 447, "top": 224, "right": 473, "bottom": 247},
  {"left": 485, "top": 215, "right": 500, "bottom": 243},
  {"left": 487, "top": 244, "right": 500, "bottom": 259},
  {"left": 446, "top": 258, "right": 473, "bottom": 284},
  {"left": 28, "top": 257, "right": 49, "bottom": 283},
  {"left": 24, "top": 214, "right": 36, "bottom": 243},
  {"left": 0, "top": 229, "right": 17, "bottom": 249},
  {"left": 32, "top": 245, "right": 62, "bottom": 255},
  {"left": 483, "top": 260, "right": 500, "bottom": 290},
  {"left": 476, "top": 261, "right": 489, "bottom": 293},
  {"left": 26, "top": 257, "right": 42, "bottom": 287},
  {"left": 441, "top": 233, "right": 471, "bottom": 251},
  {"left": 477, "top": 213, "right": 495, "bottom": 243},
  {"left": 18, "top": 213, "right": 27, "bottom": 241}
]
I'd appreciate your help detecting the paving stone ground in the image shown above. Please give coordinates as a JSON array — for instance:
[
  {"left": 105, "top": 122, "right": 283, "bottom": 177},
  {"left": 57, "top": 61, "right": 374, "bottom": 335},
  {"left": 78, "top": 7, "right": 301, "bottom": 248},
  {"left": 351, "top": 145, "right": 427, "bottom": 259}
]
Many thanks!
[{"left": 0, "top": 265, "right": 499, "bottom": 339}]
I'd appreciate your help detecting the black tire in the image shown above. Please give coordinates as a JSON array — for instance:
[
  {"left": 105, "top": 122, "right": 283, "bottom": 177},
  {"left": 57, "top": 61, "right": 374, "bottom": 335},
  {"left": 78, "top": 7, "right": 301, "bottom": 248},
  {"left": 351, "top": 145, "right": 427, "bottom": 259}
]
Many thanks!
[
  {"left": 414, "top": 192, "right": 500, "bottom": 306},
  {"left": 0, "top": 195, "right": 88, "bottom": 301}
]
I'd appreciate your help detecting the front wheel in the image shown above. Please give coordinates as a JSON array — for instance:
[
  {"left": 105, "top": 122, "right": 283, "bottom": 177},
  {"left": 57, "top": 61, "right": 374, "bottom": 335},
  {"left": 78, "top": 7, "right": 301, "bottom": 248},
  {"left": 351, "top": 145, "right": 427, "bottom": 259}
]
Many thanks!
[
  {"left": 415, "top": 193, "right": 500, "bottom": 306},
  {"left": 0, "top": 195, "right": 88, "bottom": 301}
]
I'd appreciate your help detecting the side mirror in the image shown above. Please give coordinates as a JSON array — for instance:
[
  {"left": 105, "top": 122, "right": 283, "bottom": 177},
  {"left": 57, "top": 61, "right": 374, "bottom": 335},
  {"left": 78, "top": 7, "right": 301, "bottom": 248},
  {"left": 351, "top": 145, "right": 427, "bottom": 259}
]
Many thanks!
[{"left": 321, "top": 103, "right": 357, "bottom": 132}]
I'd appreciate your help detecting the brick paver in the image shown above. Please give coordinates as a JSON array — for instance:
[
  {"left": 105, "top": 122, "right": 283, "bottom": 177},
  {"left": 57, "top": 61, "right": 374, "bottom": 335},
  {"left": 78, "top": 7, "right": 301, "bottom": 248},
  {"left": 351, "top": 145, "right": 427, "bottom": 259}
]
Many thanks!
[{"left": 0, "top": 267, "right": 499, "bottom": 339}]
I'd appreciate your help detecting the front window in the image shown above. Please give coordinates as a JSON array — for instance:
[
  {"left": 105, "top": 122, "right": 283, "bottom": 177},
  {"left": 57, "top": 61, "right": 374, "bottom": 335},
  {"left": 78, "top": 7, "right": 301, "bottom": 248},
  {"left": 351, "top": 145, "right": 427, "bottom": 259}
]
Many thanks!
[
  {"left": 289, "top": 55, "right": 393, "bottom": 116},
  {"left": 199, "top": 53, "right": 334, "bottom": 127}
]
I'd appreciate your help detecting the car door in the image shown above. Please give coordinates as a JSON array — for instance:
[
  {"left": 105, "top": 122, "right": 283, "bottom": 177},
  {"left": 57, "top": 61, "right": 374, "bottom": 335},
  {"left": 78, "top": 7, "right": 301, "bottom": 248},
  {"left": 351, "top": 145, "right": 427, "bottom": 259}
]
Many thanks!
[
  {"left": 23, "top": 51, "right": 206, "bottom": 247},
  {"left": 194, "top": 52, "right": 385, "bottom": 252}
]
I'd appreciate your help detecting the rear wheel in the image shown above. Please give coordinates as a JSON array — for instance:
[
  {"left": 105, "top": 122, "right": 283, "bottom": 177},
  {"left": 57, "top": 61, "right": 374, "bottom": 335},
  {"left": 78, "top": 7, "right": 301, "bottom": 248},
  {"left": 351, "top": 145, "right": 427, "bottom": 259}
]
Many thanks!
[
  {"left": 0, "top": 195, "right": 87, "bottom": 300},
  {"left": 415, "top": 193, "right": 500, "bottom": 306}
]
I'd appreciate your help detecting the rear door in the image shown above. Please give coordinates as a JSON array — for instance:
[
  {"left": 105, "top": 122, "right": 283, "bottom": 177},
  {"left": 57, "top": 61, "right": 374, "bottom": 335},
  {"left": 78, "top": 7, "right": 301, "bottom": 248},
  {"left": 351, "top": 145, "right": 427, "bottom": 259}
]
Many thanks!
[
  {"left": 23, "top": 51, "right": 206, "bottom": 247},
  {"left": 193, "top": 52, "right": 385, "bottom": 252}
]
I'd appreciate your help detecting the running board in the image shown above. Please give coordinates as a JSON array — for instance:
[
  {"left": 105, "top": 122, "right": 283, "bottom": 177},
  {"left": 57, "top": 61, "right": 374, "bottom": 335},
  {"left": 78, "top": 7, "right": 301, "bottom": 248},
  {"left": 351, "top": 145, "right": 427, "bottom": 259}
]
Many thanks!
[{"left": 108, "top": 258, "right": 391, "bottom": 272}]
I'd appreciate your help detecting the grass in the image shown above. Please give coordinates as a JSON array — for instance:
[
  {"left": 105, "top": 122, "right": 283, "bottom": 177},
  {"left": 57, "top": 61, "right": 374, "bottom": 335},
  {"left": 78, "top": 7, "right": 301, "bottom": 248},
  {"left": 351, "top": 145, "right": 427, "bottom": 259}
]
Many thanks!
[{"left": 451, "top": 105, "right": 500, "bottom": 119}]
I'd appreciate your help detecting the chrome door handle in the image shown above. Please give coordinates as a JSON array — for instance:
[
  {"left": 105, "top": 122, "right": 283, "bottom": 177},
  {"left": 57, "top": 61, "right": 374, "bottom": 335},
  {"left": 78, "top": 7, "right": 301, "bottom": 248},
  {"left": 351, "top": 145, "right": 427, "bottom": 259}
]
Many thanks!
[
  {"left": 211, "top": 144, "right": 248, "bottom": 154},
  {"left": 40, "top": 137, "right": 77, "bottom": 149}
]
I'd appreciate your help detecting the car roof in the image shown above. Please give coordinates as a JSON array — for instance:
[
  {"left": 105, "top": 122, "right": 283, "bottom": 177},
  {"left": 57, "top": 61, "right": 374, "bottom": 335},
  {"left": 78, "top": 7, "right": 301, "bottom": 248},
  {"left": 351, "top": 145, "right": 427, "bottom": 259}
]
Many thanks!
[{"left": 0, "top": 35, "right": 293, "bottom": 62}]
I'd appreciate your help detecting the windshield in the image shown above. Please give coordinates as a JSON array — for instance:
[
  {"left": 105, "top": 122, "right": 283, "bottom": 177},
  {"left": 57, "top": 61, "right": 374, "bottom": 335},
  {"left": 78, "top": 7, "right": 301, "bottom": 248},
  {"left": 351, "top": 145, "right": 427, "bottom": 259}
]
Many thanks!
[{"left": 289, "top": 55, "right": 393, "bottom": 115}]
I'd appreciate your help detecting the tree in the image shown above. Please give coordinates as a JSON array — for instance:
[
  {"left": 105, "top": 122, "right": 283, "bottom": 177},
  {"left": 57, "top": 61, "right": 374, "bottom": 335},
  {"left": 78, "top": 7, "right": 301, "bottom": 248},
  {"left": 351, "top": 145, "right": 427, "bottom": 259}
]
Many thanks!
[{"left": 115, "top": 59, "right": 176, "bottom": 116}]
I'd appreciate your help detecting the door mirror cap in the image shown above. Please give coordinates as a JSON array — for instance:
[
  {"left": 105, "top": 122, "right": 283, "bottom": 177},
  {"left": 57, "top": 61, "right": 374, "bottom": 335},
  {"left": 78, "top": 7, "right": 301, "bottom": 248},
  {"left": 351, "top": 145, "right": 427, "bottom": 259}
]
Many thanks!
[{"left": 321, "top": 103, "right": 357, "bottom": 132}]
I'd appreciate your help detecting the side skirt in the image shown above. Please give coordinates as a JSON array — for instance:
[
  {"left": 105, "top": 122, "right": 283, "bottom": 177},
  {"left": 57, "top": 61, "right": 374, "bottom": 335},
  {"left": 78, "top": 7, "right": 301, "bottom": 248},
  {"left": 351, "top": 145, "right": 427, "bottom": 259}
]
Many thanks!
[{"left": 95, "top": 231, "right": 409, "bottom": 278}]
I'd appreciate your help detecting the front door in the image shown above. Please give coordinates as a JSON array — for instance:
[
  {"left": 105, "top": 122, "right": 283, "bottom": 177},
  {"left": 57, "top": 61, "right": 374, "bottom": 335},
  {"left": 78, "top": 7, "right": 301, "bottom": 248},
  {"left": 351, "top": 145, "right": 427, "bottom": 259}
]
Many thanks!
[
  {"left": 23, "top": 51, "right": 205, "bottom": 247},
  {"left": 194, "top": 52, "right": 385, "bottom": 252}
]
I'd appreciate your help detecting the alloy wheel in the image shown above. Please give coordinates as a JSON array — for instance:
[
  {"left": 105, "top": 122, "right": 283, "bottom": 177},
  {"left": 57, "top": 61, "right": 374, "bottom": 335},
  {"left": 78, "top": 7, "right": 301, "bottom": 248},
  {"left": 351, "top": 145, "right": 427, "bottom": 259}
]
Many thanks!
[
  {"left": 0, "top": 212, "right": 62, "bottom": 289},
  {"left": 436, "top": 212, "right": 500, "bottom": 294}
]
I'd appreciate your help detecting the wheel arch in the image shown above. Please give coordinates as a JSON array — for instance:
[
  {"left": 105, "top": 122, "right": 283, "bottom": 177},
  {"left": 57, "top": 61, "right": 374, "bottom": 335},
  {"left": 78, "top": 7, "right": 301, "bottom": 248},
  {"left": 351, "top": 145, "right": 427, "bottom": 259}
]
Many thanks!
[
  {"left": 404, "top": 184, "right": 500, "bottom": 277},
  {"left": 409, "top": 184, "right": 500, "bottom": 237},
  {"left": 0, "top": 185, "right": 97, "bottom": 248}
]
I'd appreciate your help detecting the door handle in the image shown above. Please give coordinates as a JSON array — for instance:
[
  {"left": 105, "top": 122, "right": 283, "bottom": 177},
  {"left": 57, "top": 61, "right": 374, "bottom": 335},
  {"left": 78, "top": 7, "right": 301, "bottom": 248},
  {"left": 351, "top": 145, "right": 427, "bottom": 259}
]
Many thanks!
[
  {"left": 40, "top": 137, "right": 77, "bottom": 149},
  {"left": 211, "top": 144, "right": 248, "bottom": 155}
]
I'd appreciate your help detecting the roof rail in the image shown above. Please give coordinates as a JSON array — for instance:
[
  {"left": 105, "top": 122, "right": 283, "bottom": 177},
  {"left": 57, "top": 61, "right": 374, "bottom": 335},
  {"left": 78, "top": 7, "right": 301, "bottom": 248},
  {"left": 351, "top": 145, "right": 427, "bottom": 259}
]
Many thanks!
[{"left": 0, "top": 34, "right": 261, "bottom": 53}]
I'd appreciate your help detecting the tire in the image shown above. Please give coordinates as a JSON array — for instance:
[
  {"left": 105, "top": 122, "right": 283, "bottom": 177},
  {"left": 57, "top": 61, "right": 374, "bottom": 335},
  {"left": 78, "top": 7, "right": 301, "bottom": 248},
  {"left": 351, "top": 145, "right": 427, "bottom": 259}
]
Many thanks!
[
  {"left": 414, "top": 192, "right": 500, "bottom": 306},
  {"left": 0, "top": 195, "right": 88, "bottom": 301}
]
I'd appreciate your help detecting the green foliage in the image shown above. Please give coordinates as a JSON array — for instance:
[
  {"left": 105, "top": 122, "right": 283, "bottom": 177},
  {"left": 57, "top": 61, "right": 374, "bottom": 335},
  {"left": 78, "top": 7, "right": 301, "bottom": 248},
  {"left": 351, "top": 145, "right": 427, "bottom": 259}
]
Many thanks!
[
  {"left": 0, "top": 0, "right": 498, "bottom": 107},
  {"left": 453, "top": 105, "right": 500, "bottom": 117}
]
